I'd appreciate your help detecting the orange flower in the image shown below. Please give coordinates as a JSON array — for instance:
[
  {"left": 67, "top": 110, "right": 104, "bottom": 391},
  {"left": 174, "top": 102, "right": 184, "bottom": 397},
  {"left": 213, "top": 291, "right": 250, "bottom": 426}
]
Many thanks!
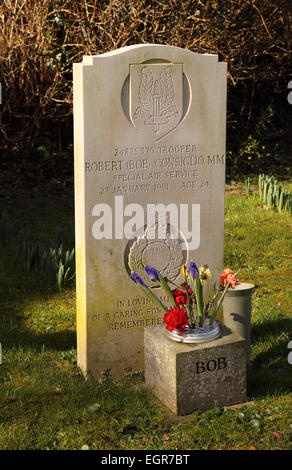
[{"left": 220, "top": 269, "right": 239, "bottom": 289}]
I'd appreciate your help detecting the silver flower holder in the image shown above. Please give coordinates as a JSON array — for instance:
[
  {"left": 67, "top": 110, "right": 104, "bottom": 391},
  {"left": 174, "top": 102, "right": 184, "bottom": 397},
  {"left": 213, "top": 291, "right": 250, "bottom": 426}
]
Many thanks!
[{"left": 166, "top": 319, "right": 220, "bottom": 344}]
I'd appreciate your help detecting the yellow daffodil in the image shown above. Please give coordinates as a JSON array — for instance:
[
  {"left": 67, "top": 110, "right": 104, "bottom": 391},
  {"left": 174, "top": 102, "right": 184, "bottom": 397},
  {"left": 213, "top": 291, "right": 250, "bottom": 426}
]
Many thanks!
[
  {"left": 179, "top": 264, "right": 191, "bottom": 279},
  {"left": 199, "top": 264, "right": 212, "bottom": 285}
]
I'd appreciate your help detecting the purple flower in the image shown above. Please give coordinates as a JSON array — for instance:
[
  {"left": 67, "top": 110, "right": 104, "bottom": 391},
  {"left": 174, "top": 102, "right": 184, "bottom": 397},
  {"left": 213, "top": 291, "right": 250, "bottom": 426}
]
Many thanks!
[
  {"left": 145, "top": 265, "right": 159, "bottom": 281},
  {"left": 130, "top": 272, "right": 146, "bottom": 286},
  {"left": 189, "top": 261, "right": 199, "bottom": 279}
]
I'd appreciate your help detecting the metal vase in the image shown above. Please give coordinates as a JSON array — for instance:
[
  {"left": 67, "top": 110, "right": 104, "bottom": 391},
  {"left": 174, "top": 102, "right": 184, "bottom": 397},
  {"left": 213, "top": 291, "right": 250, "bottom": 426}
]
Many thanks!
[
  {"left": 222, "top": 283, "right": 255, "bottom": 365},
  {"left": 166, "top": 320, "right": 220, "bottom": 344}
]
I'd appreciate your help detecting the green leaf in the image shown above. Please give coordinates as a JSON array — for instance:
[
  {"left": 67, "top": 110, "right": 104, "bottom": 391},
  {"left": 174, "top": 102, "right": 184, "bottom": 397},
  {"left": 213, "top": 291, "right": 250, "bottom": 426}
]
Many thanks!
[
  {"left": 158, "top": 272, "right": 176, "bottom": 307},
  {"left": 139, "top": 285, "right": 168, "bottom": 313},
  {"left": 209, "top": 270, "right": 240, "bottom": 325}
]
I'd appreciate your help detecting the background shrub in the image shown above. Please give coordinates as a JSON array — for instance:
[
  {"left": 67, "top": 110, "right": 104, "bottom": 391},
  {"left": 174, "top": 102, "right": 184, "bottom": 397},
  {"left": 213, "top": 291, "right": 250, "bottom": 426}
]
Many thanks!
[{"left": 0, "top": 0, "right": 291, "bottom": 178}]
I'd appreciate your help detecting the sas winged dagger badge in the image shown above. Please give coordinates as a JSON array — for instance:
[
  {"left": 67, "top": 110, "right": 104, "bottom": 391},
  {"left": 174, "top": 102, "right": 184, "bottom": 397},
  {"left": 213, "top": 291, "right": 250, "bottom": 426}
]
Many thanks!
[{"left": 130, "top": 63, "right": 183, "bottom": 139}]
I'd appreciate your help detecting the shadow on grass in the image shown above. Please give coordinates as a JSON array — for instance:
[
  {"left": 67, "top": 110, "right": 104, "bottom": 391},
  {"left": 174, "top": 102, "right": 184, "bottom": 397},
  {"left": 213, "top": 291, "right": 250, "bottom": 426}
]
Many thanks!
[
  {"left": 247, "top": 317, "right": 292, "bottom": 398},
  {"left": 0, "top": 192, "right": 77, "bottom": 352},
  {"left": 0, "top": 284, "right": 76, "bottom": 352},
  {"left": 251, "top": 317, "right": 292, "bottom": 363},
  {"left": 0, "top": 324, "right": 76, "bottom": 352},
  {"left": 247, "top": 366, "right": 292, "bottom": 400}
]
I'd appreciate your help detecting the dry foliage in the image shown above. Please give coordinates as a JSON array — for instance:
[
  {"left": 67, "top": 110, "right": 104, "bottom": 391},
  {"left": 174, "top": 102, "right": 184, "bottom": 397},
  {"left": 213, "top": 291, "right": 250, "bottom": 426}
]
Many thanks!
[{"left": 0, "top": 0, "right": 291, "bottom": 155}]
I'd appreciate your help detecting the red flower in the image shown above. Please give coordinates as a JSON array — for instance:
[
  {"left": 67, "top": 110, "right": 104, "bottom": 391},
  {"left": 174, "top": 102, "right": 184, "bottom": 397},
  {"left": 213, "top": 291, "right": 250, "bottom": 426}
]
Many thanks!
[
  {"left": 219, "top": 269, "right": 239, "bottom": 289},
  {"left": 172, "top": 289, "right": 188, "bottom": 306},
  {"left": 163, "top": 306, "right": 189, "bottom": 332},
  {"left": 172, "top": 286, "right": 193, "bottom": 306}
]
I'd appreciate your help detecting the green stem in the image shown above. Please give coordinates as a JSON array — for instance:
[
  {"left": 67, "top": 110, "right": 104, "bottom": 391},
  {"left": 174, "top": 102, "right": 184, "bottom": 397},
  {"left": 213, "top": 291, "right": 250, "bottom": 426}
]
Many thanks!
[
  {"left": 204, "top": 289, "right": 221, "bottom": 319},
  {"left": 139, "top": 285, "right": 168, "bottom": 313},
  {"left": 157, "top": 273, "right": 176, "bottom": 307},
  {"left": 168, "top": 280, "right": 186, "bottom": 290},
  {"left": 184, "top": 273, "right": 194, "bottom": 325},
  {"left": 194, "top": 275, "right": 204, "bottom": 327},
  {"left": 209, "top": 271, "right": 240, "bottom": 325}
]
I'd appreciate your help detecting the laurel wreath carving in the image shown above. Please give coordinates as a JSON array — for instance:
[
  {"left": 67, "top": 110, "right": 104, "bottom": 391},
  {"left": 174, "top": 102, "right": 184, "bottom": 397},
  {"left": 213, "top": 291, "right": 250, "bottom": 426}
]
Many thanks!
[
  {"left": 128, "top": 237, "right": 148, "bottom": 280},
  {"left": 139, "top": 68, "right": 153, "bottom": 107},
  {"left": 160, "top": 66, "right": 175, "bottom": 109},
  {"left": 128, "top": 233, "right": 185, "bottom": 288}
]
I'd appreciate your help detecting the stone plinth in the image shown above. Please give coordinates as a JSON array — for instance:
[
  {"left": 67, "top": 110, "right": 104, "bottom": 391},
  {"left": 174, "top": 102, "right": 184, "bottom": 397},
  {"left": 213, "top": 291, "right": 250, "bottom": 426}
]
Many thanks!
[{"left": 144, "top": 325, "right": 246, "bottom": 415}]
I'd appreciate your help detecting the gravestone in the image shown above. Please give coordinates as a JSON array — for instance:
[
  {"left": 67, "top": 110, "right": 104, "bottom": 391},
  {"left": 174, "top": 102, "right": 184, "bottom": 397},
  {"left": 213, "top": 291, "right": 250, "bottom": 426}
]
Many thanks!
[{"left": 73, "top": 44, "right": 227, "bottom": 378}]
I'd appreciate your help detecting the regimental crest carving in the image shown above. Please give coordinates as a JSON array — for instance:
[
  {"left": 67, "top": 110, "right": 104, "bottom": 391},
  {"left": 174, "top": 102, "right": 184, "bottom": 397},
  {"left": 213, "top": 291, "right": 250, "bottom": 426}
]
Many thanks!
[
  {"left": 130, "top": 63, "right": 183, "bottom": 140},
  {"left": 127, "top": 222, "right": 187, "bottom": 288}
]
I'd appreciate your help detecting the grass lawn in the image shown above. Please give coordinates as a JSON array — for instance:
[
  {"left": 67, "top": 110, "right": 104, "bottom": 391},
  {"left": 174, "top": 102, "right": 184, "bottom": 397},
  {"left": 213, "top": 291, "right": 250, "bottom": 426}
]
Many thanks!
[{"left": 0, "top": 181, "right": 291, "bottom": 450}]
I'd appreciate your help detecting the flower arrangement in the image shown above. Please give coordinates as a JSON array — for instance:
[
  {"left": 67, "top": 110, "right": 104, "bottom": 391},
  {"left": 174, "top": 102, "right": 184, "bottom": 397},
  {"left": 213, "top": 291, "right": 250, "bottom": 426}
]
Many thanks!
[{"left": 131, "top": 262, "right": 239, "bottom": 335}]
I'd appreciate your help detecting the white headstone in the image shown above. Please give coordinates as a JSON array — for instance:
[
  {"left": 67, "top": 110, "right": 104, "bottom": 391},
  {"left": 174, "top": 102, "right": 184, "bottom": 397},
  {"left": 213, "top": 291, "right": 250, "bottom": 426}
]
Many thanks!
[{"left": 73, "top": 44, "right": 227, "bottom": 378}]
